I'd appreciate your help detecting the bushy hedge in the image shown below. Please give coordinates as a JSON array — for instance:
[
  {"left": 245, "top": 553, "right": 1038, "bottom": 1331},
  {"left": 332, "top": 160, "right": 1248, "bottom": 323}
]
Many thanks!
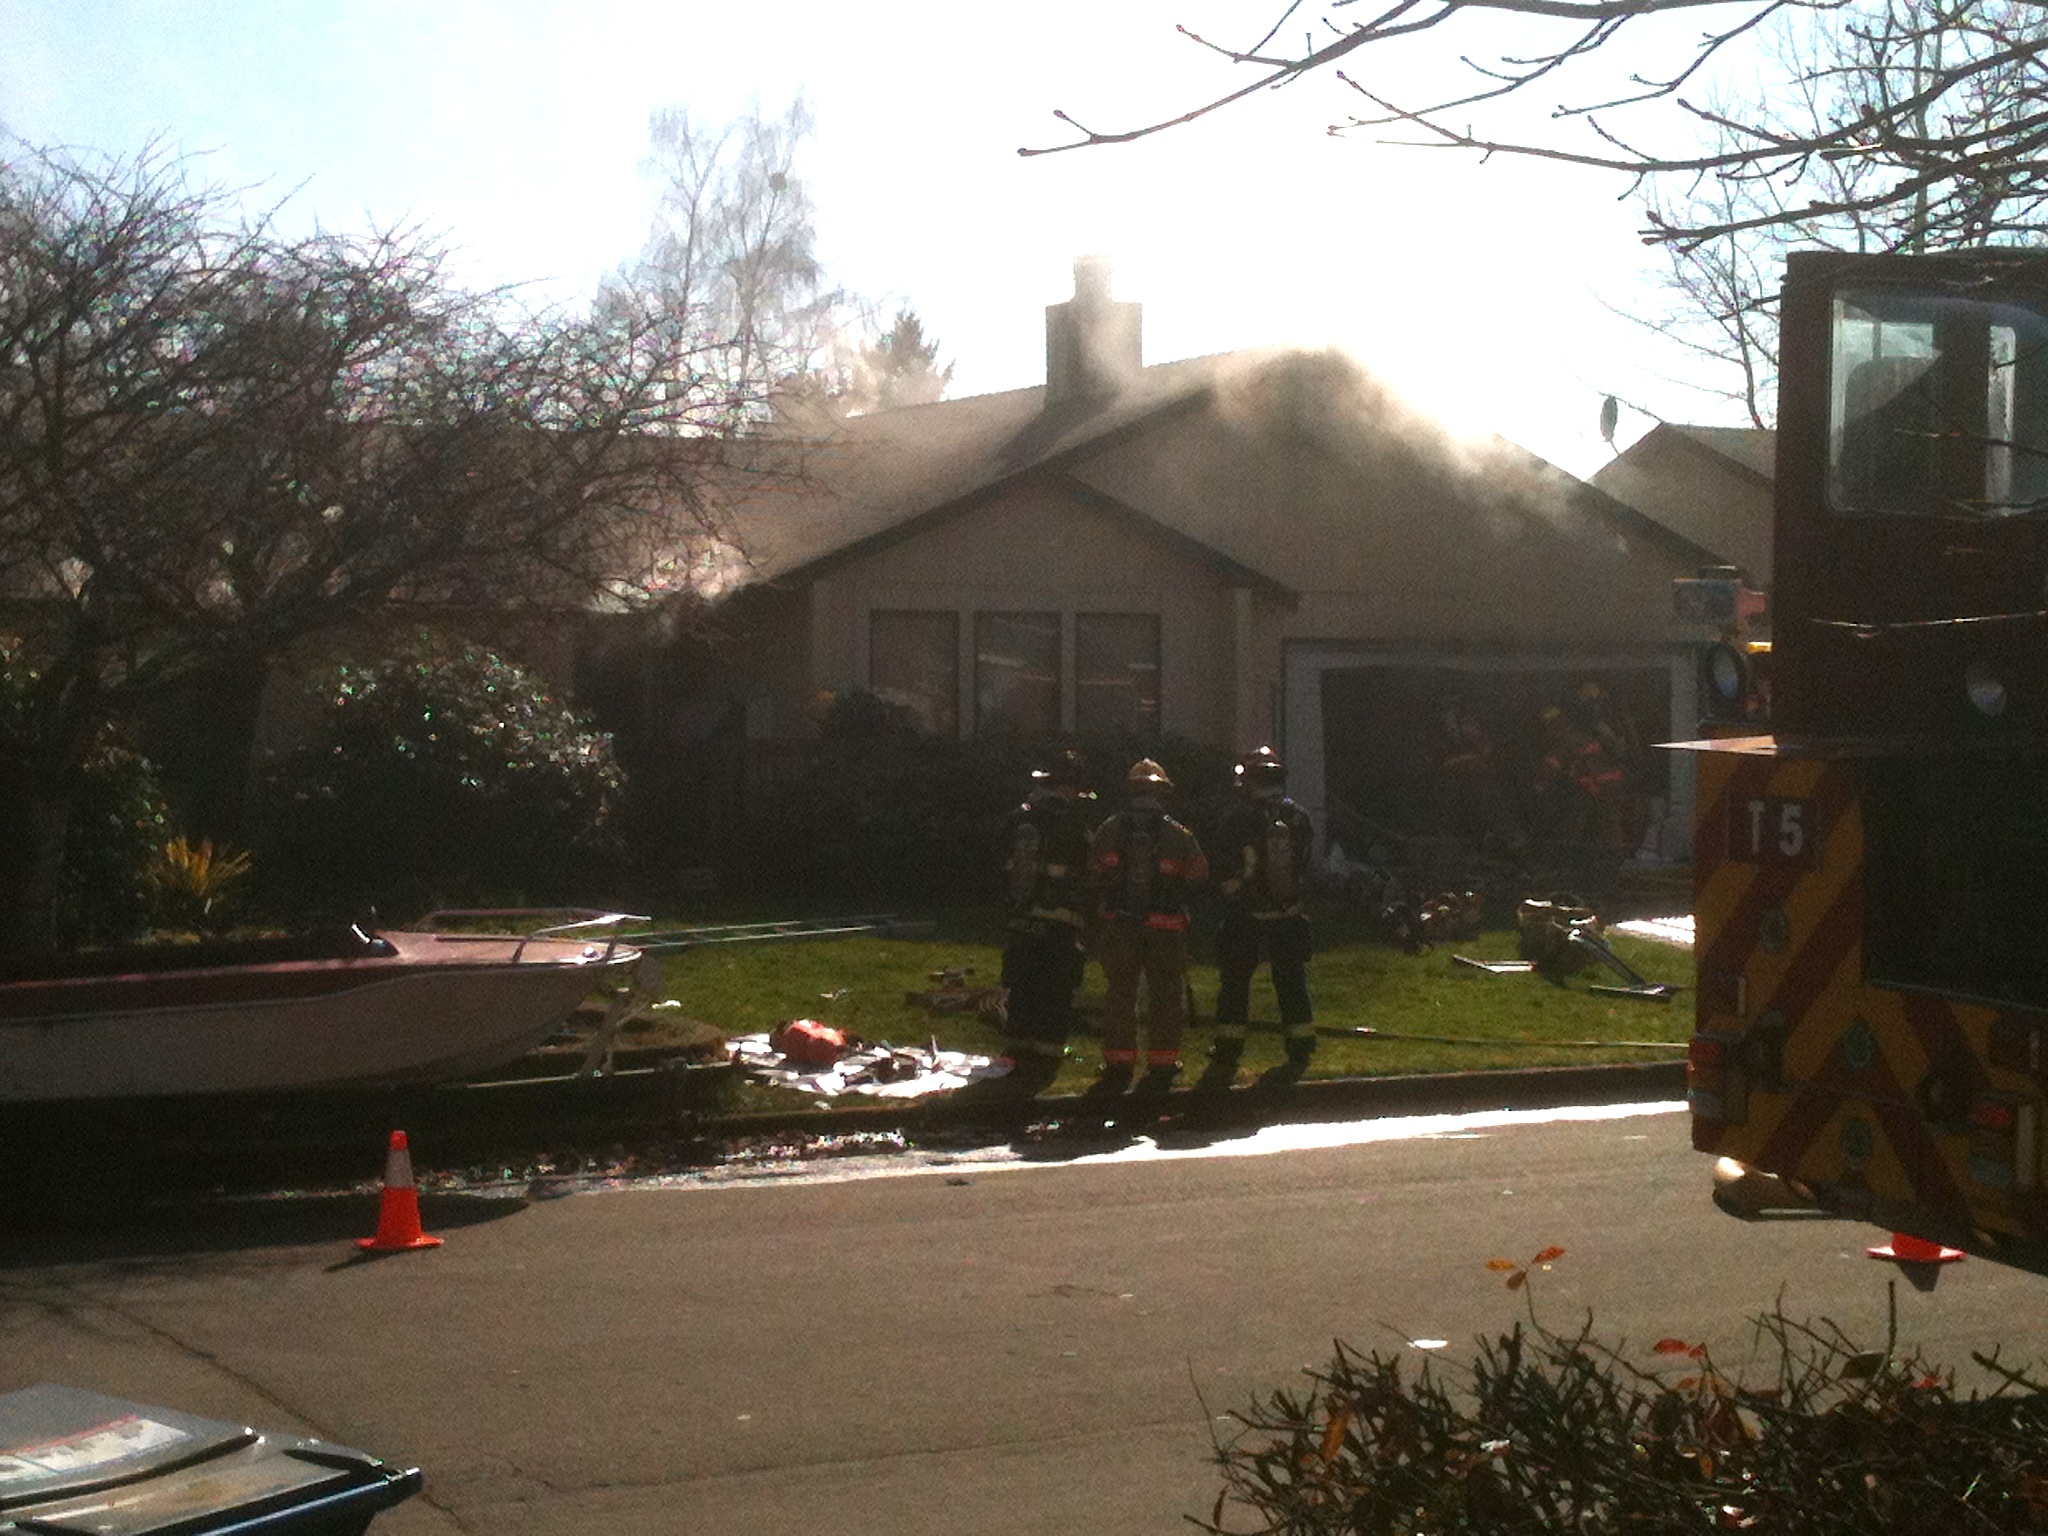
[
  {"left": 56, "top": 737, "right": 174, "bottom": 947},
  {"left": 256, "top": 634, "right": 624, "bottom": 918},
  {"left": 745, "top": 691, "right": 1234, "bottom": 904},
  {"left": 0, "top": 637, "right": 171, "bottom": 948},
  {"left": 1203, "top": 1249, "right": 2048, "bottom": 1535}
]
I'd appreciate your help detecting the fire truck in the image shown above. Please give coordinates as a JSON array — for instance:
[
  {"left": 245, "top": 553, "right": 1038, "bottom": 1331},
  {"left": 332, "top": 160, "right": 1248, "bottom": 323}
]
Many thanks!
[{"left": 1685, "top": 248, "right": 2048, "bottom": 1272}]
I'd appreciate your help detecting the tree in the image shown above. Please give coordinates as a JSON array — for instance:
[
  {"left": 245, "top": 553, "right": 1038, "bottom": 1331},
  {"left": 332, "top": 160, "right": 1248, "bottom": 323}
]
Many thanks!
[
  {"left": 1642, "top": 0, "right": 2047, "bottom": 422},
  {"left": 0, "top": 143, "right": 731, "bottom": 954},
  {"left": 0, "top": 638, "right": 168, "bottom": 948},
  {"left": 600, "top": 99, "right": 845, "bottom": 428},
  {"left": 257, "top": 634, "right": 624, "bottom": 916},
  {"left": 1021, "top": 0, "right": 2048, "bottom": 250},
  {"left": 841, "top": 309, "right": 954, "bottom": 414}
]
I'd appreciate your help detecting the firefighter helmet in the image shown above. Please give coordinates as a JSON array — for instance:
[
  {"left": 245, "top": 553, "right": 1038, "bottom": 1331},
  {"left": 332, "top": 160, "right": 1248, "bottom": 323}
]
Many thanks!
[
  {"left": 1030, "top": 748, "right": 1087, "bottom": 790},
  {"left": 1125, "top": 757, "right": 1173, "bottom": 792},
  {"left": 1233, "top": 745, "right": 1285, "bottom": 790}
]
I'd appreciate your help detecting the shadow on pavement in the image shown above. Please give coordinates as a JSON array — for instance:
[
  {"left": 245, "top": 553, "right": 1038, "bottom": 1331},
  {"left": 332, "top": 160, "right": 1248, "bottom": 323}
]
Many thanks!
[
  {"left": 998, "top": 1074, "right": 1319, "bottom": 1162},
  {"left": 0, "top": 1189, "right": 527, "bottom": 1269}
]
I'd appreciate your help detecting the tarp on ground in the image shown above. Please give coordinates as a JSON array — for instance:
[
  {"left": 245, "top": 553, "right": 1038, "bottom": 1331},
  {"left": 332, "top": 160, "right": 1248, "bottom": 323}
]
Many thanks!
[{"left": 728, "top": 1033, "right": 1006, "bottom": 1098}]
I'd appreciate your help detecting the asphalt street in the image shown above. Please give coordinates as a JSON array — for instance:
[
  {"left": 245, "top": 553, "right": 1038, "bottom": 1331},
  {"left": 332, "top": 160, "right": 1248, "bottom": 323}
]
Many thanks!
[{"left": 6, "top": 1100, "right": 2045, "bottom": 1535}]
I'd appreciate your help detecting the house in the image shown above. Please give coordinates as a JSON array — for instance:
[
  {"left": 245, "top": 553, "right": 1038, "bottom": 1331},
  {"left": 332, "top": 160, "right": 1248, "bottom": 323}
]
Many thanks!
[
  {"left": 1590, "top": 422, "right": 1776, "bottom": 588},
  {"left": 676, "top": 259, "right": 1733, "bottom": 868}
]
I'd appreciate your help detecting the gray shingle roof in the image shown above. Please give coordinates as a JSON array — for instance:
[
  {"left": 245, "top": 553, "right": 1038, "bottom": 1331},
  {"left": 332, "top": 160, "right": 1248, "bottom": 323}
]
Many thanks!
[{"left": 706, "top": 347, "right": 1715, "bottom": 594}]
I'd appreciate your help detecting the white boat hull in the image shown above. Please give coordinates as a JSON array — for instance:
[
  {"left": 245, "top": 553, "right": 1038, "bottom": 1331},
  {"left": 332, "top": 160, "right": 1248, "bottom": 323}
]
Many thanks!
[{"left": 0, "top": 930, "right": 663, "bottom": 1105}]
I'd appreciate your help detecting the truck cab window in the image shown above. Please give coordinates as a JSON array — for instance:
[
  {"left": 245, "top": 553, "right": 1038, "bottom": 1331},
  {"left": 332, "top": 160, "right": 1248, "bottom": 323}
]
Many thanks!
[{"left": 1829, "top": 290, "right": 2048, "bottom": 518}]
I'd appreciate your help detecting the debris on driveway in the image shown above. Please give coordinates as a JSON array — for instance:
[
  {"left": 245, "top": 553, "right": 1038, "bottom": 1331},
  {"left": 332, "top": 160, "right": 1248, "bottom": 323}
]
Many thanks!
[
  {"left": 904, "top": 967, "right": 1008, "bottom": 1018},
  {"left": 729, "top": 1031, "right": 1006, "bottom": 1098}
]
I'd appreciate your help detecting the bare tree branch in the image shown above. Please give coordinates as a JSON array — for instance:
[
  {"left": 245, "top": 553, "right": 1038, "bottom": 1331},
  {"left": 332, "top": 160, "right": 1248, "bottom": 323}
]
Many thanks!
[
  {"left": 0, "top": 142, "right": 744, "bottom": 952},
  {"left": 1643, "top": 0, "right": 2045, "bottom": 418},
  {"left": 1021, "top": 0, "right": 2048, "bottom": 247}
]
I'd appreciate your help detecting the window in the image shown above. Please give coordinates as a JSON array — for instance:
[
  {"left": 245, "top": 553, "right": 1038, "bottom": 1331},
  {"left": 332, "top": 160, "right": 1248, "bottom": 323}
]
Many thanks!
[
  {"left": 1830, "top": 289, "right": 2048, "bottom": 517},
  {"left": 975, "top": 611, "right": 1060, "bottom": 735},
  {"left": 1075, "top": 612, "right": 1160, "bottom": 736},
  {"left": 880, "top": 608, "right": 1162, "bottom": 737},
  {"left": 869, "top": 610, "right": 957, "bottom": 735}
]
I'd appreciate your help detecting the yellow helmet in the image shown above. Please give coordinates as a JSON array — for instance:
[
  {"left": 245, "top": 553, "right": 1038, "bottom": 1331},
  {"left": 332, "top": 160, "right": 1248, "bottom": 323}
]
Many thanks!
[{"left": 1126, "top": 757, "right": 1172, "bottom": 791}]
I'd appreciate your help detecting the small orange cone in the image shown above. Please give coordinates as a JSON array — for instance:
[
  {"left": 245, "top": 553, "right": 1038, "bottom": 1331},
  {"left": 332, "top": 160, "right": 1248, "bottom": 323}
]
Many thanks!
[
  {"left": 1868, "top": 1230, "right": 1964, "bottom": 1264},
  {"left": 358, "top": 1130, "right": 443, "bottom": 1252}
]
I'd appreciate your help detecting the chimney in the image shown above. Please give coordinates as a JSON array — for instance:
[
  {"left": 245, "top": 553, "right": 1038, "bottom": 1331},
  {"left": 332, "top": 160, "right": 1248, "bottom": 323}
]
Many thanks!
[{"left": 1045, "top": 255, "right": 1142, "bottom": 408}]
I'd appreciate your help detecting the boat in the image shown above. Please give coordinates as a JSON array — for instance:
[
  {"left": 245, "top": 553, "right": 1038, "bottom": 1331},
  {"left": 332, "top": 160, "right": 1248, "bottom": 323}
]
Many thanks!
[{"left": 0, "top": 910, "right": 663, "bottom": 1105}]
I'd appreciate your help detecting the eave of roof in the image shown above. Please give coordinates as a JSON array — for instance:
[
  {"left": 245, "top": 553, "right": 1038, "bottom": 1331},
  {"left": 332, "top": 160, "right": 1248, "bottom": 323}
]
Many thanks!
[
  {"left": 1569, "top": 468, "right": 1730, "bottom": 572},
  {"left": 727, "top": 348, "right": 1720, "bottom": 598},
  {"left": 1656, "top": 422, "right": 1777, "bottom": 485},
  {"left": 756, "top": 360, "right": 1301, "bottom": 590}
]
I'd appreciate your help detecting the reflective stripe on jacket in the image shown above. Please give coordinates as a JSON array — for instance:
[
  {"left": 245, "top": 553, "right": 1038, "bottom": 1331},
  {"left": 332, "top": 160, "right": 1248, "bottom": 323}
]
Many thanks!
[{"left": 1090, "top": 802, "right": 1207, "bottom": 923}]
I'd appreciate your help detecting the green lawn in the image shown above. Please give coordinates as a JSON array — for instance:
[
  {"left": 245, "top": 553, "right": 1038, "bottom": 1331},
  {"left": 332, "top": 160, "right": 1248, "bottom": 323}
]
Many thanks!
[{"left": 622, "top": 898, "right": 1692, "bottom": 1105}]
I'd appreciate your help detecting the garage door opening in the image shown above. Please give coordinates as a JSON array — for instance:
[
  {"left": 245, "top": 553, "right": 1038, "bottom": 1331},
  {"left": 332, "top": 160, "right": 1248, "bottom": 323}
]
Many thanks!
[{"left": 1319, "top": 663, "right": 1669, "bottom": 875}]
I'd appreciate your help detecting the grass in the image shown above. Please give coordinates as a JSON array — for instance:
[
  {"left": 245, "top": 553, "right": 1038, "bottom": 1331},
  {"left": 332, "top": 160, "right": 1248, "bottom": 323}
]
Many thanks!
[{"left": 615, "top": 896, "right": 1692, "bottom": 1109}]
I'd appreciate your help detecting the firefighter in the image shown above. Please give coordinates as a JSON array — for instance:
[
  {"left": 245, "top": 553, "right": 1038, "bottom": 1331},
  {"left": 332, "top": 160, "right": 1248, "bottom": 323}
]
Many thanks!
[
  {"left": 1530, "top": 703, "right": 1589, "bottom": 845},
  {"left": 991, "top": 749, "right": 1095, "bottom": 1095},
  {"left": 1206, "top": 746, "right": 1317, "bottom": 1084},
  {"left": 1432, "top": 696, "right": 1497, "bottom": 841},
  {"left": 1572, "top": 684, "right": 1638, "bottom": 856},
  {"left": 1567, "top": 681, "right": 1635, "bottom": 849},
  {"left": 1088, "top": 758, "right": 1208, "bottom": 1098}
]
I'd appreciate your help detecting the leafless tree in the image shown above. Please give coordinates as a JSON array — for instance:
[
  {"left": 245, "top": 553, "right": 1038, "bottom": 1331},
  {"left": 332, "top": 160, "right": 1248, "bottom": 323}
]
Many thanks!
[
  {"left": 0, "top": 144, "right": 731, "bottom": 953},
  {"left": 600, "top": 99, "right": 846, "bottom": 428},
  {"left": 1629, "top": 0, "right": 2046, "bottom": 420},
  {"left": 1634, "top": 214, "right": 1782, "bottom": 427},
  {"left": 1022, "top": 0, "right": 2048, "bottom": 250}
]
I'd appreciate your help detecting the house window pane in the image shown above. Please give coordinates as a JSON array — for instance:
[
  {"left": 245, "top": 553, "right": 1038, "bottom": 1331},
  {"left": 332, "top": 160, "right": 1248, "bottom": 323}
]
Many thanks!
[
  {"left": 870, "top": 610, "right": 958, "bottom": 735},
  {"left": 975, "top": 611, "right": 1060, "bottom": 736},
  {"left": 1075, "top": 613, "right": 1160, "bottom": 735}
]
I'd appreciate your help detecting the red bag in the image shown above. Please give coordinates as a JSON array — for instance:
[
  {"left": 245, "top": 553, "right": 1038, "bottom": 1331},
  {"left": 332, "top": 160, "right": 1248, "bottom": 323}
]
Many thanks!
[{"left": 769, "top": 1019, "right": 849, "bottom": 1067}]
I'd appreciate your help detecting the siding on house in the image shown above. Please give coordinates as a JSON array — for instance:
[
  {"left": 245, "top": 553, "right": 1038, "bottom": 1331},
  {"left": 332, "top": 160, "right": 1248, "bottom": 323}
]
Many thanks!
[
  {"left": 808, "top": 479, "right": 1243, "bottom": 743},
  {"left": 1590, "top": 424, "right": 1776, "bottom": 587}
]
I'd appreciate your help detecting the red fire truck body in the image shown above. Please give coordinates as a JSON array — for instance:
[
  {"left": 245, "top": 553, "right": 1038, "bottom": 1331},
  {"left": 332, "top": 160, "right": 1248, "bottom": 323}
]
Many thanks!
[{"left": 1686, "top": 250, "right": 2048, "bottom": 1272}]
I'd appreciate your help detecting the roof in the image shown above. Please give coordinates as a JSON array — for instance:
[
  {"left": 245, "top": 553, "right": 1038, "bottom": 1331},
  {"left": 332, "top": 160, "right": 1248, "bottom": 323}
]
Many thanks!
[
  {"left": 1588, "top": 421, "right": 1777, "bottom": 583},
  {"left": 711, "top": 351, "right": 1255, "bottom": 583},
  {"left": 706, "top": 347, "right": 1721, "bottom": 596},
  {"left": 1668, "top": 424, "right": 1776, "bottom": 481}
]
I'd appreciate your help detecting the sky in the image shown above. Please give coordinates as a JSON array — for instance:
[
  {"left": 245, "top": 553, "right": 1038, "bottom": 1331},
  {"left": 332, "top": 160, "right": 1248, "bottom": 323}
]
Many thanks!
[{"left": 0, "top": 0, "right": 1750, "bottom": 478}]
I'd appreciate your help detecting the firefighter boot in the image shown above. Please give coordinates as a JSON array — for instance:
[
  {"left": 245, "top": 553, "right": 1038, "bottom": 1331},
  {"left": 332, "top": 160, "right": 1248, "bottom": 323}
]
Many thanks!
[
  {"left": 1132, "top": 1061, "right": 1180, "bottom": 1114},
  {"left": 1259, "top": 1037, "right": 1315, "bottom": 1092},
  {"left": 1196, "top": 1039, "right": 1243, "bottom": 1095},
  {"left": 958, "top": 1047, "right": 1062, "bottom": 1104},
  {"left": 1082, "top": 1061, "right": 1134, "bottom": 1101},
  {"left": 1001, "top": 1048, "right": 1065, "bottom": 1098}
]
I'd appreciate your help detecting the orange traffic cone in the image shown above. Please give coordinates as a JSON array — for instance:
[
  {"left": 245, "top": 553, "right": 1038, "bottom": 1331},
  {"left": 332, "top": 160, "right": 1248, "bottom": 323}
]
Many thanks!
[
  {"left": 358, "top": 1130, "right": 443, "bottom": 1252},
  {"left": 1868, "top": 1230, "right": 1964, "bottom": 1264}
]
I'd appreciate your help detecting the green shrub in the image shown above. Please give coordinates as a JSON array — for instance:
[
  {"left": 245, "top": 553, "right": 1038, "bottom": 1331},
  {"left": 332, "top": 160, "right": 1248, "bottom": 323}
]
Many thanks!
[
  {"left": 0, "top": 637, "right": 171, "bottom": 949},
  {"left": 54, "top": 735, "right": 172, "bottom": 948},
  {"left": 745, "top": 692, "right": 1233, "bottom": 904},
  {"left": 1202, "top": 1251, "right": 2048, "bottom": 1534},
  {"left": 256, "top": 634, "right": 624, "bottom": 917}
]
